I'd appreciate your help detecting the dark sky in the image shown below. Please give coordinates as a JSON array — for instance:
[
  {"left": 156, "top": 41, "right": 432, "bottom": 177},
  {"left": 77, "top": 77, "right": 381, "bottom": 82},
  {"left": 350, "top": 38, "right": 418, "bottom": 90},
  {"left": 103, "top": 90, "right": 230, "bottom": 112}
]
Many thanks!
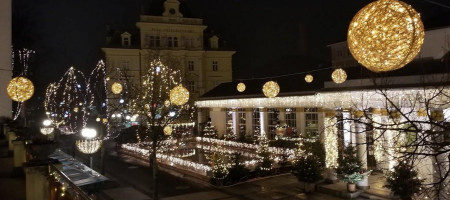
[{"left": 12, "top": 0, "right": 450, "bottom": 99}]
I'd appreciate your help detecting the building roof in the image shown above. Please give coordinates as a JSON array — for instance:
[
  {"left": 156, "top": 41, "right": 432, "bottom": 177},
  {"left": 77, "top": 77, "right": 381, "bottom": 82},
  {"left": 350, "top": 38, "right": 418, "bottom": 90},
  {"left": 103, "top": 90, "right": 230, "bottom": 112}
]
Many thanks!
[{"left": 199, "top": 58, "right": 450, "bottom": 101}]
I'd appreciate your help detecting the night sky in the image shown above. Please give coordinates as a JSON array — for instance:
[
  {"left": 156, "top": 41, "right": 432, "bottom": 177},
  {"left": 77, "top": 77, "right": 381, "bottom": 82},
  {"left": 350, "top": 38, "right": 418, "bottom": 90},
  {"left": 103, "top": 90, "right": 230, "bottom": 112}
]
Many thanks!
[{"left": 12, "top": 0, "right": 450, "bottom": 102}]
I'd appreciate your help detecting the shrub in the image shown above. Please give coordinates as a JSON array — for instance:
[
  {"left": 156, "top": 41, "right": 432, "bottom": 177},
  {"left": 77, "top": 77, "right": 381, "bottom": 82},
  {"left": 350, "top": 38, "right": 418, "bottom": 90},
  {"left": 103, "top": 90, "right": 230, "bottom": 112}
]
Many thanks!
[
  {"left": 385, "top": 161, "right": 423, "bottom": 200},
  {"left": 292, "top": 156, "right": 323, "bottom": 183}
]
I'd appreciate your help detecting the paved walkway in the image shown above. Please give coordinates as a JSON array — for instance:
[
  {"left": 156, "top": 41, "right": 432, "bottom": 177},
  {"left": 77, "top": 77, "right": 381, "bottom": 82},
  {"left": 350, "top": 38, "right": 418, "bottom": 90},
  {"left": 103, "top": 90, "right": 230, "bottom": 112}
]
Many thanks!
[{"left": 0, "top": 138, "right": 25, "bottom": 200}]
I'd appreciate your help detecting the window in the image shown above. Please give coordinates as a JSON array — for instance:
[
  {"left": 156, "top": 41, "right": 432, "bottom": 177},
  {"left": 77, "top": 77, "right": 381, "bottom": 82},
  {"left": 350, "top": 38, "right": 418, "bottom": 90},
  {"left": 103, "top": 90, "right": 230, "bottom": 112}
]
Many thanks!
[
  {"left": 173, "top": 37, "right": 178, "bottom": 47},
  {"left": 122, "top": 60, "right": 130, "bottom": 70},
  {"left": 188, "top": 61, "right": 194, "bottom": 71},
  {"left": 252, "top": 108, "right": 261, "bottom": 137},
  {"left": 238, "top": 108, "right": 246, "bottom": 137},
  {"left": 123, "top": 37, "right": 130, "bottom": 46},
  {"left": 167, "top": 37, "right": 178, "bottom": 47},
  {"left": 305, "top": 108, "right": 319, "bottom": 138},
  {"left": 186, "top": 81, "right": 195, "bottom": 92},
  {"left": 285, "top": 108, "right": 297, "bottom": 136},
  {"left": 267, "top": 108, "right": 279, "bottom": 140},
  {"left": 212, "top": 61, "right": 218, "bottom": 71},
  {"left": 148, "top": 36, "right": 160, "bottom": 47}
]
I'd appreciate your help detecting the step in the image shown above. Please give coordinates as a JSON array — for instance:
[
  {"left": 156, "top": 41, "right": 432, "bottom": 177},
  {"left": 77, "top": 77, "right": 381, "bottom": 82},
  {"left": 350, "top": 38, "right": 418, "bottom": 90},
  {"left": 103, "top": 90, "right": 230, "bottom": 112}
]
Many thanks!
[
  {"left": 317, "top": 183, "right": 363, "bottom": 199},
  {"left": 360, "top": 192, "right": 391, "bottom": 200}
]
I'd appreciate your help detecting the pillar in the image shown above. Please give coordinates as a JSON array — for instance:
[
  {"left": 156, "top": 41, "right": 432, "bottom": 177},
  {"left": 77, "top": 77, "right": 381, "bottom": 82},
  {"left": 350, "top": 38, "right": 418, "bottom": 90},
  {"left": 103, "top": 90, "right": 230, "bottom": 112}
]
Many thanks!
[
  {"left": 431, "top": 110, "right": 448, "bottom": 199},
  {"left": 8, "top": 131, "right": 16, "bottom": 151},
  {"left": 245, "top": 108, "right": 252, "bottom": 137},
  {"left": 13, "top": 140, "right": 26, "bottom": 168},
  {"left": 355, "top": 117, "right": 369, "bottom": 189},
  {"left": 210, "top": 108, "right": 226, "bottom": 137},
  {"left": 260, "top": 108, "right": 268, "bottom": 137},
  {"left": 0, "top": 0, "right": 12, "bottom": 118},
  {"left": 232, "top": 108, "right": 238, "bottom": 137},
  {"left": 25, "top": 163, "right": 50, "bottom": 200},
  {"left": 296, "top": 108, "right": 304, "bottom": 136},
  {"left": 342, "top": 111, "right": 351, "bottom": 147},
  {"left": 197, "top": 109, "right": 205, "bottom": 135}
]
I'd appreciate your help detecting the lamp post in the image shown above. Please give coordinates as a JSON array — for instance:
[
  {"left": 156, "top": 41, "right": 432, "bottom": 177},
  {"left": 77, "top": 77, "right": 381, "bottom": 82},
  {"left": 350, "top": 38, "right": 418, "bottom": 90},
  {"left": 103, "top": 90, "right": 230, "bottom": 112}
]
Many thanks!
[{"left": 76, "top": 128, "right": 102, "bottom": 170}]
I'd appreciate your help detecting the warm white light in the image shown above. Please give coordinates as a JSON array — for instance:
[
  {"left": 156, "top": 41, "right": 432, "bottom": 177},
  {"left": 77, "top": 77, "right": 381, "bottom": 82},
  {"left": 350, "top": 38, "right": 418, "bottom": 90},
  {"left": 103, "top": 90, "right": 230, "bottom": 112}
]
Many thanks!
[
  {"left": 81, "top": 128, "right": 97, "bottom": 139},
  {"left": 237, "top": 83, "right": 246, "bottom": 92},
  {"left": 40, "top": 127, "right": 54, "bottom": 135},
  {"left": 169, "top": 111, "right": 176, "bottom": 117},
  {"left": 43, "top": 119, "right": 52, "bottom": 126},
  {"left": 164, "top": 126, "right": 173, "bottom": 135},
  {"left": 96, "top": 117, "right": 101, "bottom": 122},
  {"left": 125, "top": 115, "right": 131, "bottom": 120},
  {"left": 119, "top": 99, "right": 124, "bottom": 104}
]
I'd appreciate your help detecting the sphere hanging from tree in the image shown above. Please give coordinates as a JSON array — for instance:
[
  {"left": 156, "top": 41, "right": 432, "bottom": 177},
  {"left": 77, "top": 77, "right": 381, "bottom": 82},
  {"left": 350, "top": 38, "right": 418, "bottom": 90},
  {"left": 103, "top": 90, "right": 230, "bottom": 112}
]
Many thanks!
[
  {"left": 347, "top": 0, "right": 424, "bottom": 72},
  {"left": 169, "top": 85, "right": 189, "bottom": 106},
  {"left": 163, "top": 126, "right": 173, "bottom": 136},
  {"left": 332, "top": 68, "right": 347, "bottom": 84},
  {"left": 7, "top": 77, "right": 34, "bottom": 102},
  {"left": 262, "top": 81, "right": 280, "bottom": 98},
  {"left": 111, "top": 82, "right": 123, "bottom": 94},
  {"left": 237, "top": 82, "right": 246, "bottom": 92}
]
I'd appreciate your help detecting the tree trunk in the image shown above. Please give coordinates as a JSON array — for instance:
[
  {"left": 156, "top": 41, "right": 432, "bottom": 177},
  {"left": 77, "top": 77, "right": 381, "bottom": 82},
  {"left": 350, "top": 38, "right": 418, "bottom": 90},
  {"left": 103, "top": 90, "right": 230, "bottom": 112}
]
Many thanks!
[{"left": 152, "top": 137, "right": 158, "bottom": 200}]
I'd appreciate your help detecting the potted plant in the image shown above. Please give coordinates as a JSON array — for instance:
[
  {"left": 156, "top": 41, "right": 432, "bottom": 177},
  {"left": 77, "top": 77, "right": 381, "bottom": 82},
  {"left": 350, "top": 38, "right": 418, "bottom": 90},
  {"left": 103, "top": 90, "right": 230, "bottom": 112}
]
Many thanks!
[
  {"left": 292, "top": 155, "right": 323, "bottom": 192},
  {"left": 336, "top": 146, "right": 369, "bottom": 193},
  {"left": 211, "top": 153, "right": 229, "bottom": 186},
  {"left": 385, "top": 161, "right": 423, "bottom": 200}
]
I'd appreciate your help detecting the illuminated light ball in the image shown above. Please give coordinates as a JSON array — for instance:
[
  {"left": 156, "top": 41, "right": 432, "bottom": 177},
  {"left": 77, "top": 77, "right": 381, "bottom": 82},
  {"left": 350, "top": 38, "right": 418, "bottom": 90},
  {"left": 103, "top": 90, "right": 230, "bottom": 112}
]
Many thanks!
[
  {"left": 40, "top": 127, "right": 54, "bottom": 135},
  {"left": 106, "top": 77, "right": 110, "bottom": 81},
  {"left": 163, "top": 126, "right": 173, "bottom": 136},
  {"left": 81, "top": 128, "right": 97, "bottom": 139},
  {"left": 164, "top": 100, "right": 171, "bottom": 107},
  {"left": 73, "top": 107, "right": 79, "bottom": 113},
  {"left": 262, "top": 81, "right": 280, "bottom": 98},
  {"left": 331, "top": 68, "right": 347, "bottom": 84},
  {"left": 125, "top": 115, "right": 131, "bottom": 120},
  {"left": 169, "top": 85, "right": 189, "bottom": 106},
  {"left": 237, "top": 82, "right": 246, "bottom": 92},
  {"left": 96, "top": 117, "right": 101, "bottom": 122},
  {"left": 305, "top": 74, "right": 313, "bottom": 83},
  {"left": 7, "top": 77, "right": 34, "bottom": 102},
  {"left": 102, "top": 118, "right": 108, "bottom": 124},
  {"left": 347, "top": 0, "right": 424, "bottom": 72},
  {"left": 111, "top": 82, "right": 123, "bottom": 94},
  {"left": 76, "top": 139, "right": 102, "bottom": 154}
]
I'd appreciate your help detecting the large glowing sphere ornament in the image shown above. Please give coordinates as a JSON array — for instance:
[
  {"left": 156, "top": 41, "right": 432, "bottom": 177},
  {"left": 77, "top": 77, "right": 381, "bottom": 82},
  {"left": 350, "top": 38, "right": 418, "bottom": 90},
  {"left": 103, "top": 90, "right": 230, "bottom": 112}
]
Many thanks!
[
  {"left": 331, "top": 68, "right": 347, "bottom": 84},
  {"left": 7, "top": 77, "right": 34, "bottom": 102},
  {"left": 81, "top": 128, "right": 97, "bottom": 139},
  {"left": 305, "top": 74, "right": 313, "bottom": 83},
  {"left": 237, "top": 82, "right": 246, "bottom": 92},
  {"left": 347, "top": 0, "right": 424, "bottom": 72},
  {"left": 262, "top": 81, "right": 280, "bottom": 98},
  {"left": 169, "top": 85, "right": 189, "bottom": 106},
  {"left": 163, "top": 126, "right": 173, "bottom": 136},
  {"left": 111, "top": 82, "right": 123, "bottom": 94},
  {"left": 76, "top": 139, "right": 102, "bottom": 154}
]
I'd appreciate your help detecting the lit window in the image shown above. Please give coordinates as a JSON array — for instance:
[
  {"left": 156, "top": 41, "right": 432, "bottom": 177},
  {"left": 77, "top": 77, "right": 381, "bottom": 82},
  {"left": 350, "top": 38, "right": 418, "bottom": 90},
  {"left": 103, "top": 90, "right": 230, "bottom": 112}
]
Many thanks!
[
  {"left": 252, "top": 108, "right": 261, "bottom": 137},
  {"left": 305, "top": 107, "right": 318, "bottom": 138},
  {"left": 267, "top": 108, "right": 279, "bottom": 140},
  {"left": 188, "top": 61, "right": 194, "bottom": 71},
  {"left": 285, "top": 108, "right": 297, "bottom": 136},
  {"left": 238, "top": 108, "right": 246, "bottom": 137},
  {"left": 212, "top": 61, "right": 218, "bottom": 71}
]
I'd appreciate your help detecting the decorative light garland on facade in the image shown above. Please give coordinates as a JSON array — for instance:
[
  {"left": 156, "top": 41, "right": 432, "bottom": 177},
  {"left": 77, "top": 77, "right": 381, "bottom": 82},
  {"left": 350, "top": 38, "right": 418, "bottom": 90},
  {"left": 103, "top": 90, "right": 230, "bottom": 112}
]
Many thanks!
[
  {"left": 196, "top": 88, "right": 450, "bottom": 109},
  {"left": 324, "top": 117, "right": 339, "bottom": 168}
]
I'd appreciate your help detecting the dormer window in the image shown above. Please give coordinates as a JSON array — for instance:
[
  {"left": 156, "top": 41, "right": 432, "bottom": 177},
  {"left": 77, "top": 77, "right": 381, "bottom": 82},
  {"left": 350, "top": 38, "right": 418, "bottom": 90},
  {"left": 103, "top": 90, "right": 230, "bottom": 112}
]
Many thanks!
[
  {"left": 121, "top": 32, "right": 131, "bottom": 47},
  {"left": 209, "top": 36, "right": 219, "bottom": 49}
]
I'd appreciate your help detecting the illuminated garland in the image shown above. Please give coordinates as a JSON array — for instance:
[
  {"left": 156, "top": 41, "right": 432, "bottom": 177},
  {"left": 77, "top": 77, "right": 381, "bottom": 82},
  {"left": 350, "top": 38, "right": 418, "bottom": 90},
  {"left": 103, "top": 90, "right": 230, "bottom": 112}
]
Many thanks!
[{"left": 324, "top": 117, "right": 339, "bottom": 168}]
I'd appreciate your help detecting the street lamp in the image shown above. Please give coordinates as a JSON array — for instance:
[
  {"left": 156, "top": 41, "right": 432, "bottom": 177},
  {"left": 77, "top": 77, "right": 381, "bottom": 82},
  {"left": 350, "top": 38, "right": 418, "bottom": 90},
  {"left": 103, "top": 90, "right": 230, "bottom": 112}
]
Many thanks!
[
  {"left": 40, "top": 119, "right": 54, "bottom": 135},
  {"left": 76, "top": 128, "right": 102, "bottom": 169}
]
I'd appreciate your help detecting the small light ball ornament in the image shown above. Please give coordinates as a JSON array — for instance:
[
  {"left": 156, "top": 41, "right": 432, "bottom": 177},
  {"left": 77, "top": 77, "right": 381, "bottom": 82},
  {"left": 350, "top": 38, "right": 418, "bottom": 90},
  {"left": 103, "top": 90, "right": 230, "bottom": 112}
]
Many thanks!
[
  {"left": 111, "top": 82, "right": 123, "bottom": 94},
  {"left": 169, "top": 85, "right": 189, "bottom": 106},
  {"left": 6, "top": 77, "right": 34, "bottom": 102},
  {"left": 347, "top": 0, "right": 424, "bottom": 72},
  {"left": 332, "top": 68, "right": 347, "bottom": 84},
  {"left": 163, "top": 126, "right": 173, "bottom": 136},
  {"left": 305, "top": 74, "right": 313, "bottom": 83},
  {"left": 262, "top": 81, "right": 280, "bottom": 98},
  {"left": 237, "top": 82, "right": 246, "bottom": 92},
  {"left": 76, "top": 139, "right": 102, "bottom": 154}
]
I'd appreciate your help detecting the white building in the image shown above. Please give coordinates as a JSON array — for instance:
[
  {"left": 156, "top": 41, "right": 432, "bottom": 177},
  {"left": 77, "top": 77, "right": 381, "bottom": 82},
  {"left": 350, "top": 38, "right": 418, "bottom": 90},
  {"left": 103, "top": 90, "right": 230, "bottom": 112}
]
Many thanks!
[{"left": 102, "top": 0, "right": 235, "bottom": 100}]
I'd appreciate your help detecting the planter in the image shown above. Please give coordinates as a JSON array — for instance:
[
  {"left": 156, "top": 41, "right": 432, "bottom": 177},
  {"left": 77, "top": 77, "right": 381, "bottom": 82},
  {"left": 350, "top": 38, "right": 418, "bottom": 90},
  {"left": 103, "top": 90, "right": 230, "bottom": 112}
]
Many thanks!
[
  {"left": 347, "top": 183, "right": 356, "bottom": 193},
  {"left": 26, "top": 141, "right": 57, "bottom": 161}
]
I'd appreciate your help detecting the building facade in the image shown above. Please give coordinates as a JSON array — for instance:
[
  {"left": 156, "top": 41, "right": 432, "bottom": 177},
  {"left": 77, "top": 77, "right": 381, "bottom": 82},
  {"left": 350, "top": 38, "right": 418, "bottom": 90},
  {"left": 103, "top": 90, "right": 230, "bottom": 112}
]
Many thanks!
[
  {"left": 102, "top": 0, "right": 235, "bottom": 99},
  {"left": 0, "top": 0, "right": 12, "bottom": 118}
]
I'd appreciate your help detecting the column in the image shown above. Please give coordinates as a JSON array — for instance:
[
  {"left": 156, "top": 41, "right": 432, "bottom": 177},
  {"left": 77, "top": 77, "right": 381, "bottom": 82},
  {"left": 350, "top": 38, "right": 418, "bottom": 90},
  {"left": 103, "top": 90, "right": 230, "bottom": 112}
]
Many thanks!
[
  {"left": 431, "top": 110, "right": 448, "bottom": 199},
  {"left": 25, "top": 163, "right": 50, "bottom": 200},
  {"left": 296, "top": 108, "right": 304, "bottom": 136},
  {"left": 232, "top": 108, "right": 238, "bottom": 137},
  {"left": 210, "top": 108, "right": 226, "bottom": 137},
  {"left": 197, "top": 108, "right": 204, "bottom": 135},
  {"left": 13, "top": 140, "right": 26, "bottom": 168},
  {"left": 355, "top": 114, "right": 369, "bottom": 189},
  {"left": 245, "top": 108, "right": 253, "bottom": 137},
  {"left": 324, "top": 110, "right": 338, "bottom": 181},
  {"left": 0, "top": 0, "right": 12, "bottom": 118},
  {"left": 8, "top": 131, "right": 16, "bottom": 151},
  {"left": 260, "top": 108, "right": 268, "bottom": 137},
  {"left": 342, "top": 111, "right": 351, "bottom": 147}
]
